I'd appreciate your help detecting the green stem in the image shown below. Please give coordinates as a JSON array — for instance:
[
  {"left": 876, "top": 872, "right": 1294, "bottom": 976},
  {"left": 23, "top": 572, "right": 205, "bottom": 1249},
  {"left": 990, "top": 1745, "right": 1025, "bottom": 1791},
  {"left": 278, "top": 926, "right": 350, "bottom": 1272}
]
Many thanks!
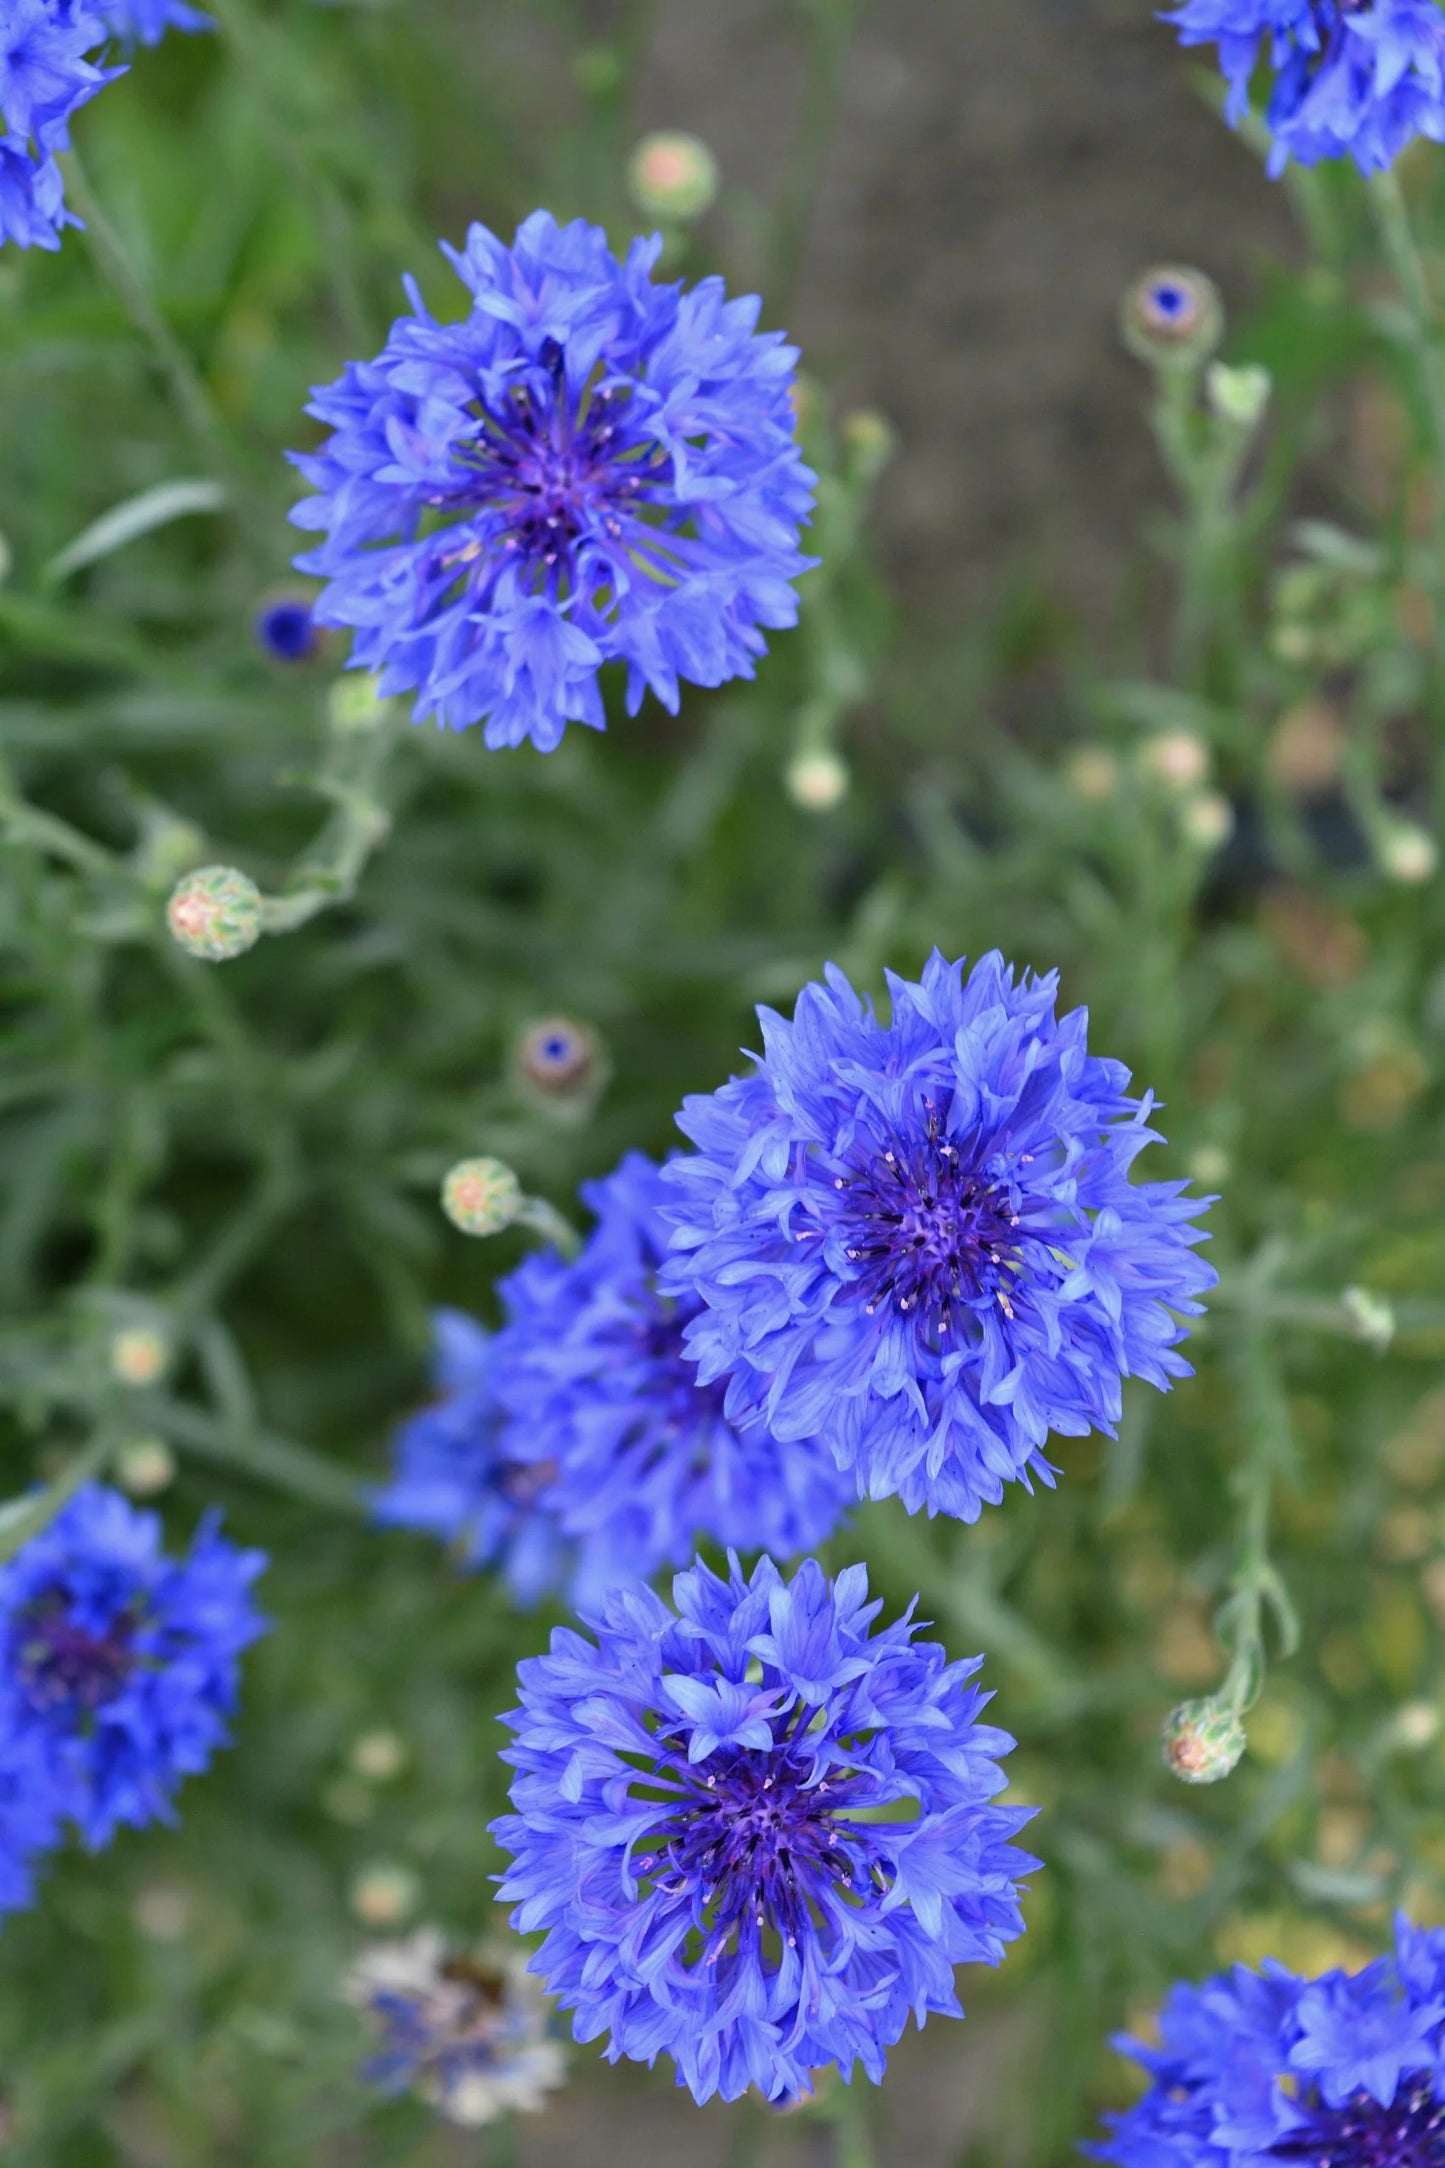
[
  {"left": 766, "top": 0, "right": 862, "bottom": 309},
  {"left": 61, "top": 153, "right": 269, "bottom": 560},
  {"left": 155, "top": 1398, "right": 364, "bottom": 1515},
  {"left": 515, "top": 1195, "right": 583, "bottom": 1260}
]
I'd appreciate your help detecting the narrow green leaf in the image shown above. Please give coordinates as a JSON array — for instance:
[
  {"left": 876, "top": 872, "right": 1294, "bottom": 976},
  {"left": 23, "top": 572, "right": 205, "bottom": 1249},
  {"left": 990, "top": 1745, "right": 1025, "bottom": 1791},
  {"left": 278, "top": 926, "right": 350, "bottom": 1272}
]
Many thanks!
[{"left": 44, "top": 479, "right": 228, "bottom": 585}]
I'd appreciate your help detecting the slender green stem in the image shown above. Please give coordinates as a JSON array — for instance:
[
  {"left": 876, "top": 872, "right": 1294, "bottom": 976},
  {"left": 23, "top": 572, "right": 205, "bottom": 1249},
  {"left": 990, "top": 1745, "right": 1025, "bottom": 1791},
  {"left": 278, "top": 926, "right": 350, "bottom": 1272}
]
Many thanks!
[
  {"left": 61, "top": 152, "right": 270, "bottom": 560},
  {"left": 155, "top": 1398, "right": 364, "bottom": 1515},
  {"left": 0, "top": 1430, "right": 116, "bottom": 1566},
  {"left": 516, "top": 1195, "right": 583, "bottom": 1260},
  {"left": 766, "top": 0, "right": 862, "bottom": 309}
]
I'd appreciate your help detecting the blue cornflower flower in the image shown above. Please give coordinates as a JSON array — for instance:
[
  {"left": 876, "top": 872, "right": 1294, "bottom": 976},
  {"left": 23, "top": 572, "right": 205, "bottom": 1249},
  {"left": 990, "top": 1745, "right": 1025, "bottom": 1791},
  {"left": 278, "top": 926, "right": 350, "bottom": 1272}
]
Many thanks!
[
  {"left": 289, "top": 209, "right": 816, "bottom": 752},
  {"left": 0, "top": 0, "right": 121, "bottom": 251},
  {"left": 488, "top": 1153, "right": 853, "bottom": 1596},
  {"left": 372, "top": 1309, "right": 571, "bottom": 1607},
  {"left": 1093, "top": 1912, "right": 1445, "bottom": 2166},
  {"left": 492, "top": 1551, "right": 1037, "bottom": 2104},
  {"left": 0, "top": 1484, "right": 265, "bottom": 1852},
  {"left": 1164, "top": 0, "right": 1445, "bottom": 173},
  {"left": 0, "top": 0, "right": 124, "bottom": 253},
  {"left": 663, "top": 950, "right": 1215, "bottom": 1523},
  {"left": 100, "top": 0, "right": 210, "bottom": 41},
  {"left": 345, "top": 1927, "right": 566, "bottom": 2125}
]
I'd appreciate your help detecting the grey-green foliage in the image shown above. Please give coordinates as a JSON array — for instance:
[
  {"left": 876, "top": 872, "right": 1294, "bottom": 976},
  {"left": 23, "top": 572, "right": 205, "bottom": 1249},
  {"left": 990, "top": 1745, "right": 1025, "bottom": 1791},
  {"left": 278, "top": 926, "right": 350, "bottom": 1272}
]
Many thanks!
[{"left": 1, "top": 4, "right": 1444, "bottom": 2165}]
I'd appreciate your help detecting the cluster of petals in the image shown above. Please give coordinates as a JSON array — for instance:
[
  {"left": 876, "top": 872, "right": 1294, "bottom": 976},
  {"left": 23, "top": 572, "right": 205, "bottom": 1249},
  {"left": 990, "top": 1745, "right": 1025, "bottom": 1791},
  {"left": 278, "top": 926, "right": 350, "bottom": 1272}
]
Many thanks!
[
  {"left": 663, "top": 950, "right": 1215, "bottom": 1523},
  {"left": 0, "top": 0, "right": 207, "bottom": 251},
  {"left": 492, "top": 1552, "right": 1036, "bottom": 2104},
  {"left": 376, "top": 1159, "right": 850, "bottom": 1606},
  {"left": 372, "top": 1308, "right": 572, "bottom": 1606},
  {"left": 0, "top": 0, "right": 119, "bottom": 250},
  {"left": 345, "top": 1927, "right": 565, "bottom": 2126},
  {"left": 289, "top": 209, "right": 816, "bottom": 751},
  {"left": 1166, "top": 0, "right": 1445, "bottom": 173},
  {"left": 487, "top": 1152, "right": 852, "bottom": 1591},
  {"left": 0, "top": 1484, "right": 265, "bottom": 1902},
  {"left": 1094, "top": 1912, "right": 1445, "bottom": 2165}
]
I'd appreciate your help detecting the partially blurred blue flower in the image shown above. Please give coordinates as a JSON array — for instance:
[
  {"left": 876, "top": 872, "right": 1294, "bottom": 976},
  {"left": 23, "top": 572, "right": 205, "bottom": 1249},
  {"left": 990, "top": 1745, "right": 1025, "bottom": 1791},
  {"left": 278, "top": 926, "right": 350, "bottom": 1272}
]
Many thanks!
[
  {"left": 664, "top": 950, "right": 1215, "bottom": 1522},
  {"left": 101, "top": 0, "right": 210, "bottom": 42},
  {"left": 372, "top": 1310, "right": 570, "bottom": 1607},
  {"left": 0, "top": 0, "right": 120, "bottom": 251},
  {"left": 1165, "top": 0, "right": 1445, "bottom": 173},
  {"left": 489, "top": 1153, "right": 852, "bottom": 1598},
  {"left": 492, "top": 1551, "right": 1036, "bottom": 2104},
  {"left": 1093, "top": 1911, "right": 1445, "bottom": 2165},
  {"left": 289, "top": 209, "right": 816, "bottom": 751},
  {"left": 345, "top": 1927, "right": 566, "bottom": 2126},
  {"left": 0, "top": 1484, "right": 265, "bottom": 1852}
]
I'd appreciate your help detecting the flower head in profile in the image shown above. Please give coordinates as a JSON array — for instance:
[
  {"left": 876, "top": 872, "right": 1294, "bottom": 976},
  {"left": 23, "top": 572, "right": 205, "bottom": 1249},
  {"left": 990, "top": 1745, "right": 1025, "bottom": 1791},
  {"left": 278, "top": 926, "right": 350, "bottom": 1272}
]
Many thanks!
[
  {"left": 1164, "top": 0, "right": 1445, "bottom": 173},
  {"left": 489, "top": 1153, "right": 852, "bottom": 1599},
  {"left": 492, "top": 1552, "right": 1036, "bottom": 2104},
  {"left": 663, "top": 951, "right": 1215, "bottom": 1522},
  {"left": 372, "top": 1310, "right": 570, "bottom": 1607},
  {"left": 0, "top": 1484, "right": 265, "bottom": 1851},
  {"left": 1092, "top": 1912, "right": 1445, "bottom": 2166},
  {"left": 0, "top": 0, "right": 121, "bottom": 251},
  {"left": 345, "top": 1927, "right": 565, "bottom": 2126},
  {"left": 289, "top": 209, "right": 816, "bottom": 751}
]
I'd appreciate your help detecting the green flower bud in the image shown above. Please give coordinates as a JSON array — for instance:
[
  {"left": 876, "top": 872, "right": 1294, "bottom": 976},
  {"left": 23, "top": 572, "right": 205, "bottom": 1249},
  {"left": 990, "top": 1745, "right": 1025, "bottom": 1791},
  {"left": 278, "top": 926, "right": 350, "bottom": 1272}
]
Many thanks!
[
  {"left": 327, "top": 673, "right": 392, "bottom": 735},
  {"left": 166, "top": 865, "right": 263, "bottom": 963},
  {"left": 786, "top": 749, "right": 850, "bottom": 811},
  {"left": 116, "top": 1436, "right": 176, "bottom": 1497},
  {"left": 1342, "top": 1285, "right": 1395, "bottom": 1353},
  {"left": 1161, "top": 1697, "right": 1246, "bottom": 1785},
  {"left": 841, "top": 408, "right": 895, "bottom": 485},
  {"left": 1206, "top": 360, "right": 1272, "bottom": 429},
  {"left": 627, "top": 131, "right": 720, "bottom": 223},
  {"left": 110, "top": 1328, "right": 169, "bottom": 1389},
  {"left": 1122, "top": 265, "right": 1223, "bottom": 370},
  {"left": 441, "top": 1157, "right": 523, "bottom": 1237}
]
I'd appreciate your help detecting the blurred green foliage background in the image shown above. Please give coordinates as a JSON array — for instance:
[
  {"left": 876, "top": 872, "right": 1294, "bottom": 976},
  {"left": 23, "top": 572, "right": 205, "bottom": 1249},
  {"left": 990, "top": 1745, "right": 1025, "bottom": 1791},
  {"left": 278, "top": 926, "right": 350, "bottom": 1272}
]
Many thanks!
[{"left": 1, "top": 1, "right": 1444, "bottom": 2162}]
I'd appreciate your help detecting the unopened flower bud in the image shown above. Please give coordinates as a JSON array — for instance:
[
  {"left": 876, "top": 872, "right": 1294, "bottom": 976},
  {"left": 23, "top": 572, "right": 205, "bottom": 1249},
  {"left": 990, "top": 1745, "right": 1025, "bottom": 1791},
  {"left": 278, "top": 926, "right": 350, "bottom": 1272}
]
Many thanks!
[
  {"left": 627, "top": 131, "right": 719, "bottom": 222},
  {"left": 1377, "top": 821, "right": 1438, "bottom": 886},
  {"left": 441, "top": 1157, "right": 522, "bottom": 1238},
  {"left": 133, "top": 1883, "right": 192, "bottom": 1942},
  {"left": 1181, "top": 789, "right": 1235, "bottom": 851},
  {"left": 1065, "top": 746, "right": 1120, "bottom": 803},
  {"left": 1342, "top": 1284, "right": 1395, "bottom": 1353},
  {"left": 1206, "top": 361, "right": 1271, "bottom": 429},
  {"left": 1188, "top": 1143, "right": 1231, "bottom": 1189},
  {"left": 351, "top": 1730, "right": 407, "bottom": 1783},
  {"left": 841, "top": 408, "right": 895, "bottom": 484},
  {"left": 786, "top": 748, "right": 850, "bottom": 811},
  {"left": 255, "top": 594, "right": 320, "bottom": 664},
  {"left": 116, "top": 1436, "right": 176, "bottom": 1496},
  {"left": 516, "top": 1017, "right": 599, "bottom": 1097},
  {"left": 1122, "top": 265, "right": 1223, "bottom": 370},
  {"left": 1162, "top": 1698, "right": 1246, "bottom": 1785},
  {"left": 110, "top": 1327, "right": 169, "bottom": 1388},
  {"left": 327, "top": 673, "right": 392, "bottom": 735},
  {"left": 136, "top": 818, "right": 207, "bottom": 893},
  {"left": 166, "top": 865, "right": 263, "bottom": 963},
  {"left": 350, "top": 1862, "right": 419, "bottom": 1928},
  {"left": 1141, "top": 731, "right": 1210, "bottom": 792}
]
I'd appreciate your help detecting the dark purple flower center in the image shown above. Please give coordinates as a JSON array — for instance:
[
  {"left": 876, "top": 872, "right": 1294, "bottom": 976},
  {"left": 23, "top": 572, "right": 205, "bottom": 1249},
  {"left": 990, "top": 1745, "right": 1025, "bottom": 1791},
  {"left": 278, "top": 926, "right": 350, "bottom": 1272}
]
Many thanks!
[
  {"left": 255, "top": 597, "right": 317, "bottom": 662},
  {"left": 836, "top": 1118, "right": 1031, "bottom": 1334},
  {"left": 1269, "top": 2082, "right": 1445, "bottom": 2167},
  {"left": 637, "top": 1745, "right": 877, "bottom": 1955},
  {"left": 12, "top": 1585, "right": 139, "bottom": 1713},
  {"left": 444, "top": 346, "right": 677, "bottom": 595}
]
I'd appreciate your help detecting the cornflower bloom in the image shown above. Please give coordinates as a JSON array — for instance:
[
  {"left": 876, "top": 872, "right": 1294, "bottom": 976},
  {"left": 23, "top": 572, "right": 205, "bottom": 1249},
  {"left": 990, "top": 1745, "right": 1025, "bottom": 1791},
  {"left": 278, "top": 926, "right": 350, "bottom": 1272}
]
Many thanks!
[
  {"left": 100, "top": 0, "right": 209, "bottom": 39},
  {"left": 489, "top": 1153, "right": 852, "bottom": 1592},
  {"left": 0, "top": 1485, "right": 265, "bottom": 1851},
  {"left": 0, "top": 0, "right": 120, "bottom": 251},
  {"left": 1165, "top": 0, "right": 1445, "bottom": 172},
  {"left": 372, "top": 1310, "right": 570, "bottom": 1606},
  {"left": 289, "top": 210, "right": 816, "bottom": 750},
  {"left": 493, "top": 1552, "right": 1036, "bottom": 2104},
  {"left": 663, "top": 950, "right": 1214, "bottom": 1522},
  {"left": 1093, "top": 1911, "right": 1445, "bottom": 2166},
  {"left": 345, "top": 1928, "right": 565, "bottom": 2126}
]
